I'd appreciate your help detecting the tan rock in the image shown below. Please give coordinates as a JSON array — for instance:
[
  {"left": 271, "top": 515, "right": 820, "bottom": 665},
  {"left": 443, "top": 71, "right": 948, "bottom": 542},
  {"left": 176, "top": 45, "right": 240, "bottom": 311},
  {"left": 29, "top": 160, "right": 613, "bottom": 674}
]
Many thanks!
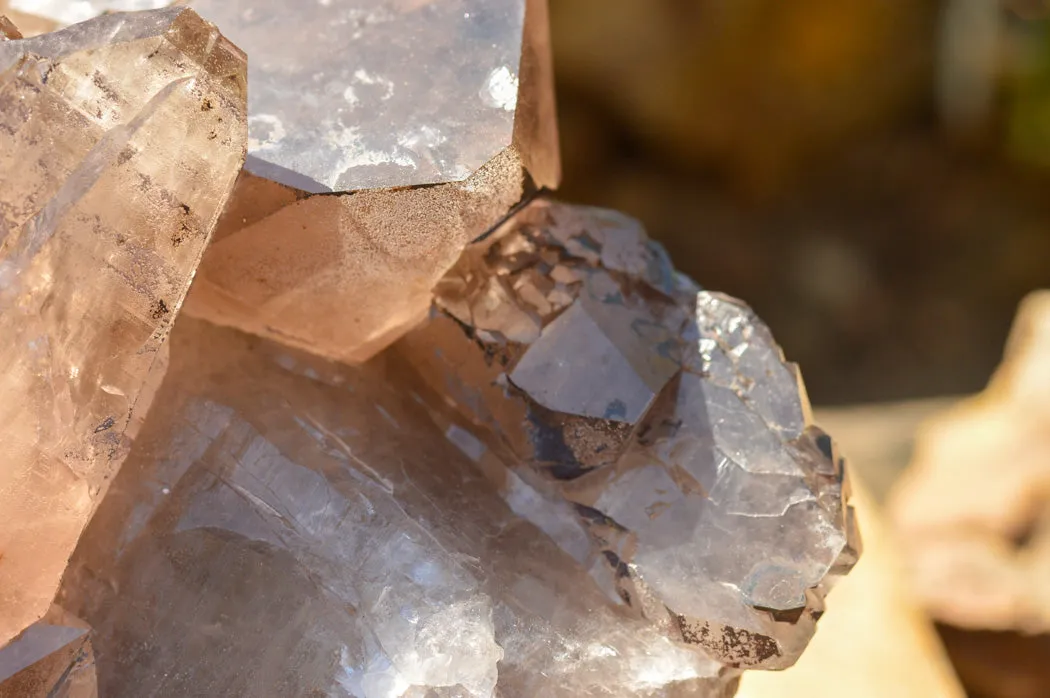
[{"left": 890, "top": 291, "right": 1050, "bottom": 632}]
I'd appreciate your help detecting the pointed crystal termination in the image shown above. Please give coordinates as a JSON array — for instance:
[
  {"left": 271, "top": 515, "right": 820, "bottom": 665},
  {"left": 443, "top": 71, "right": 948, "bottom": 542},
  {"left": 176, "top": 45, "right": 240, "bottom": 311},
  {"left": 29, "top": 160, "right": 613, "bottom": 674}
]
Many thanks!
[
  {"left": 396, "top": 199, "right": 861, "bottom": 670},
  {"left": 7, "top": 0, "right": 167, "bottom": 26},
  {"left": 180, "top": 0, "right": 560, "bottom": 363},
  {"left": 0, "top": 2, "right": 57, "bottom": 38},
  {"left": 57, "top": 317, "right": 736, "bottom": 697},
  {"left": 0, "top": 606, "right": 97, "bottom": 697},
  {"left": 0, "top": 9, "right": 247, "bottom": 646},
  {"left": 0, "top": 15, "right": 22, "bottom": 39}
]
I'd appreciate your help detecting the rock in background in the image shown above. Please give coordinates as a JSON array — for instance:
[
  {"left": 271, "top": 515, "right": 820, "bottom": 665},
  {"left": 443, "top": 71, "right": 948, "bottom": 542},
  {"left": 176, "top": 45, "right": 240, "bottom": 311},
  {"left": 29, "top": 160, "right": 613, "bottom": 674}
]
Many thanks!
[{"left": 891, "top": 291, "right": 1050, "bottom": 698}]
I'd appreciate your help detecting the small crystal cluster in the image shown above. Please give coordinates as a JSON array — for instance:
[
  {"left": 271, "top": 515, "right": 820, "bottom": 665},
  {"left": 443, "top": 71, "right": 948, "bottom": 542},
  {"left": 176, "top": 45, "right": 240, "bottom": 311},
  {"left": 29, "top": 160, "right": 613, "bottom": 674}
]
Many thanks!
[
  {"left": 0, "top": 2, "right": 857, "bottom": 697},
  {"left": 399, "top": 200, "right": 859, "bottom": 669}
]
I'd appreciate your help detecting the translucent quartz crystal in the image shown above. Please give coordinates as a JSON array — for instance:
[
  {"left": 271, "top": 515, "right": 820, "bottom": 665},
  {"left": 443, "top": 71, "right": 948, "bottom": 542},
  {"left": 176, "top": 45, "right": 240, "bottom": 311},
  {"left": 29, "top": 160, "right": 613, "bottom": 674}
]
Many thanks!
[
  {"left": 190, "top": 0, "right": 550, "bottom": 192},
  {"left": 0, "top": 14, "right": 20, "bottom": 38},
  {"left": 0, "top": 9, "right": 246, "bottom": 645},
  {"left": 185, "top": 150, "right": 529, "bottom": 363},
  {"left": 7, "top": 0, "right": 166, "bottom": 26},
  {"left": 397, "top": 199, "right": 861, "bottom": 669},
  {"left": 47, "top": 317, "right": 738, "bottom": 698},
  {"left": 182, "top": 0, "right": 560, "bottom": 363},
  {"left": 0, "top": 606, "right": 96, "bottom": 697}
]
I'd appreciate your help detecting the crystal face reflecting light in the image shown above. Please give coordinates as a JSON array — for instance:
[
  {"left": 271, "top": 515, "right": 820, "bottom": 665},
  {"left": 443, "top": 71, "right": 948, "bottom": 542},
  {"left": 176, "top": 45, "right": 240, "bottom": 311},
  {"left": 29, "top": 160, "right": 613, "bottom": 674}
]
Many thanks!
[{"left": 188, "top": 0, "right": 525, "bottom": 192}]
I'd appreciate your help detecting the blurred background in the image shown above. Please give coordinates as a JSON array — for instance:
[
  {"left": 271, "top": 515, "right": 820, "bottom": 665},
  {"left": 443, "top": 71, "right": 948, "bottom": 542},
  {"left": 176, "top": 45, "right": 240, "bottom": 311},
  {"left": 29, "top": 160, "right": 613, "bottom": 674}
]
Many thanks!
[
  {"left": 549, "top": 2, "right": 1050, "bottom": 697},
  {"left": 552, "top": 0, "right": 1050, "bottom": 405}
]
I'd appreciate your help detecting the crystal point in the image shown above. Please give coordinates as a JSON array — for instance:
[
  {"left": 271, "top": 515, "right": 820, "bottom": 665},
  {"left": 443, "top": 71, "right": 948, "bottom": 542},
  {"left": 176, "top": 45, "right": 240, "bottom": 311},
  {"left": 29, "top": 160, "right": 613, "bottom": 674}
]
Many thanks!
[
  {"left": 0, "top": 9, "right": 247, "bottom": 645},
  {"left": 0, "top": 607, "right": 96, "bottom": 698},
  {"left": 178, "top": 0, "right": 559, "bottom": 363},
  {"left": 397, "top": 199, "right": 859, "bottom": 669},
  {"left": 0, "top": 15, "right": 21, "bottom": 39}
]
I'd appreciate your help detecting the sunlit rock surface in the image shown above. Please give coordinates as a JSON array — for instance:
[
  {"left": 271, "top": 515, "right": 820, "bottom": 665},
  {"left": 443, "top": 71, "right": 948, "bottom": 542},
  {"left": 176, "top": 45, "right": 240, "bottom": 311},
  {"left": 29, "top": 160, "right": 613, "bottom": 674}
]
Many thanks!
[
  {"left": 49, "top": 317, "right": 736, "bottom": 697},
  {"left": 891, "top": 291, "right": 1050, "bottom": 633},
  {"left": 0, "top": 8, "right": 246, "bottom": 646},
  {"left": 397, "top": 199, "right": 860, "bottom": 669}
]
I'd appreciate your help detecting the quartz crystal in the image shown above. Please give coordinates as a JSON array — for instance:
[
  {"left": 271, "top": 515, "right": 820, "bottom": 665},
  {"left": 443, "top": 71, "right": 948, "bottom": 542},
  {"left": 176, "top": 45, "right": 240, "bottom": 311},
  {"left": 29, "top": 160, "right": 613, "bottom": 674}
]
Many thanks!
[
  {"left": 7, "top": 0, "right": 166, "bottom": 26},
  {"left": 0, "top": 3, "right": 858, "bottom": 694},
  {"left": 181, "top": 0, "right": 560, "bottom": 363},
  {"left": 396, "top": 199, "right": 861, "bottom": 669},
  {"left": 0, "top": 606, "right": 96, "bottom": 697},
  {"left": 0, "top": 14, "right": 20, "bottom": 38},
  {"left": 41, "top": 316, "right": 737, "bottom": 698},
  {"left": 190, "top": 0, "right": 552, "bottom": 192},
  {"left": 0, "top": 9, "right": 247, "bottom": 645}
]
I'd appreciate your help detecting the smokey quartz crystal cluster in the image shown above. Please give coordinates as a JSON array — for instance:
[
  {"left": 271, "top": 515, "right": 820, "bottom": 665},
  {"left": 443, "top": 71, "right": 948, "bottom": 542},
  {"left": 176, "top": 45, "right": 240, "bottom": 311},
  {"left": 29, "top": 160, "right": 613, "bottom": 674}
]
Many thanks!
[{"left": 0, "top": 2, "right": 858, "bottom": 696}]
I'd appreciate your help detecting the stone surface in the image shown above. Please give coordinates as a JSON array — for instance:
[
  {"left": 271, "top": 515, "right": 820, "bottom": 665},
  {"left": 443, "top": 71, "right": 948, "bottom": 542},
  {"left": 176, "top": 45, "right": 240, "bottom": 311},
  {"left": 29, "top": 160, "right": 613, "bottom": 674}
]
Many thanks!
[
  {"left": 890, "top": 290, "right": 1050, "bottom": 633},
  {"left": 183, "top": 0, "right": 560, "bottom": 363},
  {"left": 397, "top": 199, "right": 859, "bottom": 669},
  {"left": 0, "top": 9, "right": 246, "bottom": 645},
  {"left": 55, "top": 317, "right": 737, "bottom": 697}
]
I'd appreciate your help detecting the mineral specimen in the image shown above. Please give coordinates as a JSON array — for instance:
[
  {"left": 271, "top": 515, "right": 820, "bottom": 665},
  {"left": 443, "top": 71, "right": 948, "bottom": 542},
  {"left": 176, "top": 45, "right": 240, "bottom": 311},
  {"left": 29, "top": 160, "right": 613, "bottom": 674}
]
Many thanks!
[
  {"left": 0, "top": 8, "right": 247, "bottom": 645},
  {"left": 397, "top": 199, "right": 860, "bottom": 669},
  {"left": 0, "top": 3, "right": 858, "bottom": 695},
  {"left": 179, "top": 0, "right": 561, "bottom": 362},
  {"left": 44, "top": 316, "right": 735, "bottom": 698}
]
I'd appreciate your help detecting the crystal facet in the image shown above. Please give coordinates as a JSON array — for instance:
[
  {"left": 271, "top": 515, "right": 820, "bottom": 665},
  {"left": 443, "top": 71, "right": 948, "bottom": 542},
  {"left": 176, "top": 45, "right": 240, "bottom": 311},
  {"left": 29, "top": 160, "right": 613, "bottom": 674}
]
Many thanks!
[
  {"left": 397, "top": 199, "right": 860, "bottom": 669},
  {"left": 7, "top": 1, "right": 166, "bottom": 26},
  {"left": 182, "top": 0, "right": 560, "bottom": 363},
  {"left": 190, "top": 0, "right": 530, "bottom": 192},
  {"left": 0, "top": 8, "right": 246, "bottom": 645},
  {"left": 0, "top": 606, "right": 96, "bottom": 697},
  {"left": 55, "top": 317, "right": 735, "bottom": 697}
]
